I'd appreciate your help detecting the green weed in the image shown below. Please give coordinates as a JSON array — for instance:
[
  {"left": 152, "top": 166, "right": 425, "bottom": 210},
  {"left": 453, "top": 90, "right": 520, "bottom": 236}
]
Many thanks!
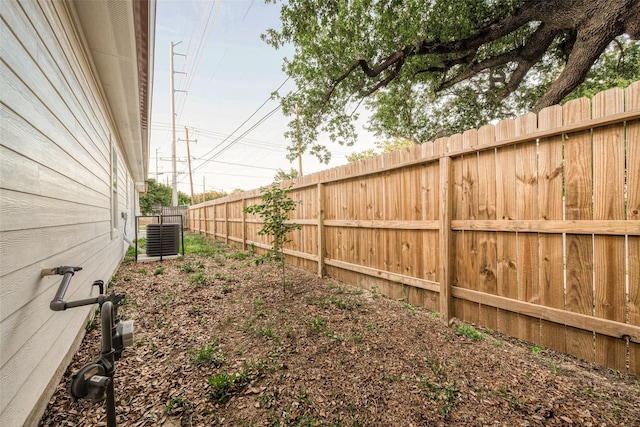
[
  {"left": 400, "top": 298, "right": 416, "bottom": 316},
  {"left": 309, "top": 315, "right": 326, "bottom": 333},
  {"left": 532, "top": 345, "right": 544, "bottom": 357},
  {"left": 190, "top": 338, "right": 225, "bottom": 367},
  {"left": 190, "top": 271, "right": 208, "bottom": 285},
  {"left": 493, "top": 388, "right": 528, "bottom": 410},
  {"left": 454, "top": 324, "right": 483, "bottom": 341},
  {"left": 164, "top": 395, "right": 188, "bottom": 415},
  {"left": 180, "top": 262, "right": 197, "bottom": 273},
  {"left": 230, "top": 251, "right": 251, "bottom": 260},
  {"left": 418, "top": 349, "right": 458, "bottom": 419},
  {"left": 159, "top": 292, "right": 174, "bottom": 307}
]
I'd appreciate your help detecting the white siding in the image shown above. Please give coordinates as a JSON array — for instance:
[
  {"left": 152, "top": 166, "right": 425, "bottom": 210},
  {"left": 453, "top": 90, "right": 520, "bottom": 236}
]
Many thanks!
[{"left": 0, "top": 1, "right": 139, "bottom": 425}]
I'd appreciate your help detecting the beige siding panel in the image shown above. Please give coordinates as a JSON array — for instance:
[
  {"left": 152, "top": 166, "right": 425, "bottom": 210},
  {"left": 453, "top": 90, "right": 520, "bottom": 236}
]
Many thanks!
[
  {"left": 1, "top": 59, "right": 110, "bottom": 187},
  {"left": 0, "top": 222, "right": 111, "bottom": 277},
  {"left": 5, "top": 0, "right": 111, "bottom": 153},
  {"left": 0, "top": 145, "right": 109, "bottom": 206}
]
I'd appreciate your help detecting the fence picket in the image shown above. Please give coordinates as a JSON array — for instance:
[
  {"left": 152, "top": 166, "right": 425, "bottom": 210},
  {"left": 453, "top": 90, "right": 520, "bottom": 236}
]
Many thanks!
[
  {"left": 515, "top": 112, "right": 540, "bottom": 344},
  {"left": 537, "top": 105, "right": 566, "bottom": 353},
  {"left": 593, "top": 88, "right": 627, "bottom": 371},
  {"left": 495, "top": 119, "right": 518, "bottom": 337},
  {"left": 627, "top": 82, "right": 640, "bottom": 375},
  {"left": 476, "top": 125, "right": 498, "bottom": 330}
]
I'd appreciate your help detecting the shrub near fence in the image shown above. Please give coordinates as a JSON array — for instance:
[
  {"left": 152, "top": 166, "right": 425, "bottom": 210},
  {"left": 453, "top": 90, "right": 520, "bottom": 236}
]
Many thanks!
[{"left": 189, "top": 83, "right": 640, "bottom": 375}]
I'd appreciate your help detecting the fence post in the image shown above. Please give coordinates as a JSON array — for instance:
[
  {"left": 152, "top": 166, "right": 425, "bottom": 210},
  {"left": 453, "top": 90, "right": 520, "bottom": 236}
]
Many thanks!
[
  {"left": 225, "top": 202, "right": 229, "bottom": 244},
  {"left": 203, "top": 204, "right": 208, "bottom": 236},
  {"left": 242, "top": 197, "right": 247, "bottom": 250},
  {"left": 212, "top": 202, "right": 216, "bottom": 241},
  {"left": 439, "top": 156, "right": 453, "bottom": 324},
  {"left": 317, "top": 182, "right": 326, "bottom": 277}
]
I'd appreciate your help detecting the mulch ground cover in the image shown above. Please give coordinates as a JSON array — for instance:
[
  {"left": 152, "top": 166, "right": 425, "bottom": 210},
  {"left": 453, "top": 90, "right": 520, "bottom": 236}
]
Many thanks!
[{"left": 39, "top": 236, "right": 639, "bottom": 426}]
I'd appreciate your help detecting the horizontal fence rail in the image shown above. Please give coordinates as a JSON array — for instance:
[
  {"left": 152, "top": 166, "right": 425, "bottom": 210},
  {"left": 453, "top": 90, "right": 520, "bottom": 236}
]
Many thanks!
[{"left": 188, "top": 83, "right": 640, "bottom": 375}]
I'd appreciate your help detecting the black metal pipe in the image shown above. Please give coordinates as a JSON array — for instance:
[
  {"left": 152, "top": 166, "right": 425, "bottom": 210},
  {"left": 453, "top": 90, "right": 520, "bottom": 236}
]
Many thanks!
[
  {"left": 101, "top": 301, "right": 117, "bottom": 427},
  {"left": 49, "top": 266, "right": 82, "bottom": 311},
  {"left": 64, "top": 297, "right": 100, "bottom": 309}
]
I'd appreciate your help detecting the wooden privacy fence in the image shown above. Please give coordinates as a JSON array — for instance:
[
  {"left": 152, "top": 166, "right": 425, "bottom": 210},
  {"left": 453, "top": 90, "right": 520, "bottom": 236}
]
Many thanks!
[{"left": 188, "top": 83, "right": 640, "bottom": 375}]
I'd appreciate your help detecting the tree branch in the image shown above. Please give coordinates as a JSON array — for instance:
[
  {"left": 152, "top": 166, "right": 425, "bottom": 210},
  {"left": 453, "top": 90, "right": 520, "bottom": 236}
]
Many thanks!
[
  {"left": 534, "top": 25, "right": 616, "bottom": 109},
  {"left": 438, "top": 25, "right": 559, "bottom": 96}
]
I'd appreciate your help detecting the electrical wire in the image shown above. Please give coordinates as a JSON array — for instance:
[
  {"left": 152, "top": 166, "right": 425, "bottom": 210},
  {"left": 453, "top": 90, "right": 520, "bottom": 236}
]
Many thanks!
[
  {"left": 193, "top": 103, "right": 282, "bottom": 172},
  {"left": 199, "top": 0, "right": 256, "bottom": 101},
  {"left": 176, "top": 1, "right": 222, "bottom": 122},
  {"left": 191, "top": 77, "right": 291, "bottom": 172}
]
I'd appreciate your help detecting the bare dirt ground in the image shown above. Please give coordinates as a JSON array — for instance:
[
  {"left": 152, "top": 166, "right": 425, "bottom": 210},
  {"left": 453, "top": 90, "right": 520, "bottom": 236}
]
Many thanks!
[{"left": 40, "top": 236, "right": 639, "bottom": 426}]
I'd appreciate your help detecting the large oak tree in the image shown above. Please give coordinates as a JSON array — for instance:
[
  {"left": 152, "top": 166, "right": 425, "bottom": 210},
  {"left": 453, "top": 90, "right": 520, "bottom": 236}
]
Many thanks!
[{"left": 264, "top": 0, "right": 640, "bottom": 162}]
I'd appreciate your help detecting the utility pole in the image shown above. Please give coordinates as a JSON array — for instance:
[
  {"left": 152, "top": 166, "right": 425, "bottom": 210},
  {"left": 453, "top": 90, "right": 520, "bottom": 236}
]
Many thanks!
[
  {"left": 170, "top": 41, "right": 179, "bottom": 206},
  {"left": 296, "top": 107, "right": 303, "bottom": 176},
  {"left": 185, "top": 127, "right": 195, "bottom": 205},
  {"left": 155, "top": 148, "right": 159, "bottom": 180},
  {"left": 170, "top": 41, "right": 186, "bottom": 206}
]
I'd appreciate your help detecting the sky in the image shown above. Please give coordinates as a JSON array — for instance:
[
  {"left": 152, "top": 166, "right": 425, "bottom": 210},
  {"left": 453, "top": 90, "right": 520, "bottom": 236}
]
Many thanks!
[{"left": 150, "top": 0, "right": 376, "bottom": 196}]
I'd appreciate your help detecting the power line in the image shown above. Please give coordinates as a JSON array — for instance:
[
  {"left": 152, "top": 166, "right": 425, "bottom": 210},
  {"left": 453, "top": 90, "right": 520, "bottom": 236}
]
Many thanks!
[
  {"left": 151, "top": 122, "right": 289, "bottom": 150},
  {"left": 176, "top": 1, "right": 221, "bottom": 122},
  {"left": 192, "top": 77, "right": 290, "bottom": 172},
  {"left": 193, "top": 103, "right": 282, "bottom": 172},
  {"left": 197, "top": 0, "right": 257, "bottom": 103}
]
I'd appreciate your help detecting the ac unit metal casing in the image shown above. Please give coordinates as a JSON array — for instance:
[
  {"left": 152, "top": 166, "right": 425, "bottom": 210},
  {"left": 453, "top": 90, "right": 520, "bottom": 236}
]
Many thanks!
[{"left": 145, "top": 223, "right": 180, "bottom": 257}]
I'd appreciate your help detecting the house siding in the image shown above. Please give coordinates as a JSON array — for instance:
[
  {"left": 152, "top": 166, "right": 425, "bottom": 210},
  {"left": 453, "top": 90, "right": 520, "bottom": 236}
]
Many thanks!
[{"left": 1, "top": 1, "right": 139, "bottom": 425}]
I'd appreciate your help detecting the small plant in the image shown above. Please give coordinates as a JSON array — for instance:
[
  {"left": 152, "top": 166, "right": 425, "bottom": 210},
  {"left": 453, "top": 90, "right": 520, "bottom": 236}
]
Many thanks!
[
  {"left": 159, "top": 292, "right": 174, "bottom": 307},
  {"left": 136, "top": 267, "right": 147, "bottom": 275},
  {"left": 253, "top": 298, "right": 265, "bottom": 316},
  {"left": 400, "top": 298, "right": 416, "bottom": 316},
  {"left": 370, "top": 286, "right": 379, "bottom": 298},
  {"left": 190, "top": 338, "right": 225, "bottom": 367},
  {"left": 190, "top": 271, "right": 208, "bottom": 285},
  {"left": 207, "top": 372, "right": 238, "bottom": 403},
  {"left": 310, "top": 315, "right": 326, "bottom": 333},
  {"left": 493, "top": 388, "right": 528, "bottom": 410},
  {"left": 419, "top": 349, "right": 458, "bottom": 419},
  {"left": 180, "top": 262, "right": 196, "bottom": 273},
  {"left": 164, "top": 395, "right": 186, "bottom": 415},
  {"left": 349, "top": 331, "right": 363, "bottom": 343},
  {"left": 154, "top": 267, "right": 164, "bottom": 275},
  {"left": 243, "top": 184, "right": 301, "bottom": 291},
  {"left": 383, "top": 373, "right": 402, "bottom": 382},
  {"left": 532, "top": 345, "right": 544, "bottom": 357},
  {"left": 256, "top": 323, "right": 275, "bottom": 339},
  {"left": 85, "top": 307, "right": 100, "bottom": 331},
  {"left": 207, "top": 362, "right": 255, "bottom": 403},
  {"left": 85, "top": 318, "right": 98, "bottom": 331},
  {"left": 322, "top": 330, "right": 343, "bottom": 342},
  {"left": 230, "top": 251, "right": 251, "bottom": 260},
  {"left": 454, "top": 324, "right": 483, "bottom": 341}
]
